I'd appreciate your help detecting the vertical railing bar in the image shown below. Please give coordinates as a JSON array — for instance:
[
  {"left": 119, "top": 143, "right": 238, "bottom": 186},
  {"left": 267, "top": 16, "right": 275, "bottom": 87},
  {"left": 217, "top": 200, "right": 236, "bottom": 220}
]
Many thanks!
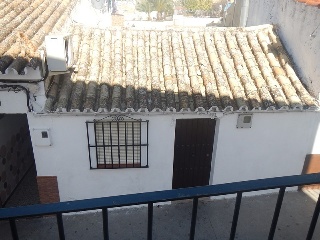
[
  {"left": 148, "top": 202, "right": 153, "bottom": 240},
  {"left": 86, "top": 122, "right": 92, "bottom": 169},
  {"left": 102, "top": 122, "right": 106, "bottom": 167},
  {"left": 125, "top": 122, "right": 128, "bottom": 168},
  {"left": 56, "top": 213, "right": 65, "bottom": 240},
  {"left": 117, "top": 121, "right": 120, "bottom": 168},
  {"left": 102, "top": 208, "right": 109, "bottom": 240},
  {"left": 109, "top": 122, "right": 114, "bottom": 168},
  {"left": 268, "top": 187, "right": 286, "bottom": 240},
  {"left": 189, "top": 197, "right": 199, "bottom": 240},
  {"left": 93, "top": 122, "right": 99, "bottom": 168},
  {"left": 191, "top": 120, "right": 199, "bottom": 186},
  {"left": 139, "top": 121, "right": 142, "bottom": 167},
  {"left": 306, "top": 192, "right": 320, "bottom": 240},
  {"left": 9, "top": 219, "right": 19, "bottom": 240},
  {"left": 132, "top": 122, "right": 135, "bottom": 167},
  {"left": 230, "top": 192, "right": 242, "bottom": 240},
  {"left": 146, "top": 121, "right": 149, "bottom": 167}
]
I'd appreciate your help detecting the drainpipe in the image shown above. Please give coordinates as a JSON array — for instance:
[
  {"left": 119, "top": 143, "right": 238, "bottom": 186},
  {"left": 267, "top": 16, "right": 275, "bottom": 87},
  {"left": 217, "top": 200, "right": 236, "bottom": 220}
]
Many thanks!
[{"left": 239, "top": 0, "right": 249, "bottom": 27}]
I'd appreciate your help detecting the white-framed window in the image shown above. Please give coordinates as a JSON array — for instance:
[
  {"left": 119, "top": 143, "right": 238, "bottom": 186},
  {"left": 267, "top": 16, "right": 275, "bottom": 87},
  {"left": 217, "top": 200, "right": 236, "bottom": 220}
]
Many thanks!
[{"left": 86, "top": 116, "right": 149, "bottom": 169}]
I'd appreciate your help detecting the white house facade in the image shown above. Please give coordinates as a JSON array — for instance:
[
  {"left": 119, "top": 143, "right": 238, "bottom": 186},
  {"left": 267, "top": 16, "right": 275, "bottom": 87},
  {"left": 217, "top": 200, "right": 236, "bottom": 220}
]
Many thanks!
[
  {"left": 1, "top": 0, "right": 320, "bottom": 204},
  {"left": 27, "top": 111, "right": 320, "bottom": 202}
]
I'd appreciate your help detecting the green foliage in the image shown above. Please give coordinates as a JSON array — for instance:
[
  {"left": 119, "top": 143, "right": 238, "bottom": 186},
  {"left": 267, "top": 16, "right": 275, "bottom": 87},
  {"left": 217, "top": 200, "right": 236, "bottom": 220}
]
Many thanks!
[
  {"left": 197, "top": 0, "right": 213, "bottom": 11},
  {"left": 136, "top": 0, "right": 153, "bottom": 14},
  {"left": 182, "top": 0, "right": 198, "bottom": 13},
  {"left": 182, "top": 0, "right": 213, "bottom": 13},
  {"left": 136, "top": 0, "right": 174, "bottom": 20}
]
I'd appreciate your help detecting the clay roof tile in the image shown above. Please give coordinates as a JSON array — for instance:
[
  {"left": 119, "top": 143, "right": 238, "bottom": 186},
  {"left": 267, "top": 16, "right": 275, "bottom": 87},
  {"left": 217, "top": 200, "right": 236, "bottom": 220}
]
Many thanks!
[{"left": 44, "top": 25, "right": 318, "bottom": 113}]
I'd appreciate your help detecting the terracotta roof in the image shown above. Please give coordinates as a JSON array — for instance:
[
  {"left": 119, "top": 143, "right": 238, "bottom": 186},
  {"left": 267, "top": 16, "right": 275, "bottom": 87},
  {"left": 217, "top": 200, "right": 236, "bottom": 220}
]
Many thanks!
[
  {"left": 0, "top": 0, "right": 77, "bottom": 76},
  {"left": 297, "top": 0, "right": 320, "bottom": 6},
  {"left": 44, "top": 24, "right": 317, "bottom": 113}
]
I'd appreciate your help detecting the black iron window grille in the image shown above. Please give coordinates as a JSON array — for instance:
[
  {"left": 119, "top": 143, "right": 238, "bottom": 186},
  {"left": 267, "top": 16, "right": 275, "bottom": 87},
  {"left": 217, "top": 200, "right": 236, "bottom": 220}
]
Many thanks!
[{"left": 86, "top": 116, "right": 149, "bottom": 169}]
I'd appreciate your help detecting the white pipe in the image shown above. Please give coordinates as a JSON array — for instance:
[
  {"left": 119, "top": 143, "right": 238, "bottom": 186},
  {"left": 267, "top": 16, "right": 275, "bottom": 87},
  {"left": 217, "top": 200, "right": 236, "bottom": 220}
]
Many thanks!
[{"left": 239, "top": 0, "right": 250, "bottom": 27}]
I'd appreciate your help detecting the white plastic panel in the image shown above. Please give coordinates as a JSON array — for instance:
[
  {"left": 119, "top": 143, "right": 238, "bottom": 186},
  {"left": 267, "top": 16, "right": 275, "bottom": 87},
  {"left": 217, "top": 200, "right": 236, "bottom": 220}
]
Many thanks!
[
  {"left": 237, "top": 114, "right": 253, "bottom": 128},
  {"left": 33, "top": 128, "right": 52, "bottom": 146},
  {"left": 45, "top": 35, "right": 73, "bottom": 72}
]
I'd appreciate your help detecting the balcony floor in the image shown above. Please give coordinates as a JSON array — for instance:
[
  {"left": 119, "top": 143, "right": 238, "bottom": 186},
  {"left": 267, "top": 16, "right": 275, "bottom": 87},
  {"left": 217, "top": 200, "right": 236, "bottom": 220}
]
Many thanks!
[{"left": 0, "top": 191, "right": 319, "bottom": 240}]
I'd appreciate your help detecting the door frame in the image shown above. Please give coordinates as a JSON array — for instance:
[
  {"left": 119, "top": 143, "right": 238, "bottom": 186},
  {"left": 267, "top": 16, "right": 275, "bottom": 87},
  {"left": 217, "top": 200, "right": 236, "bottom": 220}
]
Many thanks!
[
  {"left": 208, "top": 117, "right": 220, "bottom": 187},
  {"left": 171, "top": 117, "right": 218, "bottom": 189}
]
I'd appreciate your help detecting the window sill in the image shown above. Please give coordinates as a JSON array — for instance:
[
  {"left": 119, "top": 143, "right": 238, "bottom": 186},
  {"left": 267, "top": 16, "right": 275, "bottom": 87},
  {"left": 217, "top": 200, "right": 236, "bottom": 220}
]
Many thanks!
[{"left": 95, "top": 163, "right": 147, "bottom": 169}]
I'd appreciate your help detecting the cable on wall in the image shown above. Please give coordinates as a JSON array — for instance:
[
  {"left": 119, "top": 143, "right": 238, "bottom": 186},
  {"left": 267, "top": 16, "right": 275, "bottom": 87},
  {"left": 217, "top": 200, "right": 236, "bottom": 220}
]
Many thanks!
[{"left": 0, "top": 84, "right": 32, "bottom": 112}]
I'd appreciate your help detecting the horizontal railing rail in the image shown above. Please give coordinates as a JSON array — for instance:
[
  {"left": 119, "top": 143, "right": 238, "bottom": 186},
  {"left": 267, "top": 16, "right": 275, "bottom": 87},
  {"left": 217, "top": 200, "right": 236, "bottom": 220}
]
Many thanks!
[{"left": 1, "top": 173, "right": 320, "bottom": 240}]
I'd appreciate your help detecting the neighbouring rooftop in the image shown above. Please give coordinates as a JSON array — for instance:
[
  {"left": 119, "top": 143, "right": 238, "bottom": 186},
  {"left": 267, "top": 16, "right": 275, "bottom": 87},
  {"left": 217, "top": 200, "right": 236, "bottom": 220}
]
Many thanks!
[
  {"left": 45, "top": 25, "right": 317, "bottom": 113},
  {"left": 297, "top": 0, "right": 320, "bottom": 6},
  {"left": 0, "top": 0, "right": 318, "bottom": 113},
  {"left": 0, "top": 0, "right": 76, "bottom": 75}
]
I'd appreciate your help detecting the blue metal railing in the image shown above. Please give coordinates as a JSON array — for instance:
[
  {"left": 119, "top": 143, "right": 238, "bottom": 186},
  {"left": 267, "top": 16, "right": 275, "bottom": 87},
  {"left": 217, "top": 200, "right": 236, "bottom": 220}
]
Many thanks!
[{"left": 0, "top": 173, "right": 320, "bottom": 240}]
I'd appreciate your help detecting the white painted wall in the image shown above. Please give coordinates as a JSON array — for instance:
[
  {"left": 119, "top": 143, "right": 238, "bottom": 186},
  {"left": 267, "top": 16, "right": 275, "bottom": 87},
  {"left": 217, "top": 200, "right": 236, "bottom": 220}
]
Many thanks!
[
  {"left": 0, "top": 91, "right": 28, "bottom": 114},
  {"left": 0, "top": 82, "right": 45, "bottom": 114},
  {"left": 246, "top": 0, "right": 320, "bottom": 98},
  {"left": 27, "top": 114, "right": 177, "bottom": 201},
  {"left": 27, "top": 111, "right": 320, "bottom": 201},
  {"left": 212, "top": 112, "right": 320, "bottom": 185}
]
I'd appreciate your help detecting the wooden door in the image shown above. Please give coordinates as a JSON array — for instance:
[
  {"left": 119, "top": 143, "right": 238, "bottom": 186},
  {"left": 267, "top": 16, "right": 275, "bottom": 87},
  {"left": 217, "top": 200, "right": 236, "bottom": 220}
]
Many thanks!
[
  {"left": 172, "top": 119, "right": 216, "bottom": 189},
  {"left": 301, "top": 154, "right": 320, "bottom": 189}
]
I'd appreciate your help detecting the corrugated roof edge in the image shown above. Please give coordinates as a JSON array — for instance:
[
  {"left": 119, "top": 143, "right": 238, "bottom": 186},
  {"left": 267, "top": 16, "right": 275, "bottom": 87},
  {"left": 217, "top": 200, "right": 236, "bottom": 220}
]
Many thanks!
[{"left": 44, "top": 105, "right": 319, "bottom": 115}]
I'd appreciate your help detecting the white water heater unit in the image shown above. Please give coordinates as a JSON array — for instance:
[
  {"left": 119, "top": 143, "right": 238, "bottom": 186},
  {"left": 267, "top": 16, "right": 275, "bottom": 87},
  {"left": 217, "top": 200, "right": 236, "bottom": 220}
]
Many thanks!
[
  {"left": 91, "top": 0, "right": 104, "bottom": 9},
  {"left": 45, "top": 35, "right": 73, "bottom": 73}
]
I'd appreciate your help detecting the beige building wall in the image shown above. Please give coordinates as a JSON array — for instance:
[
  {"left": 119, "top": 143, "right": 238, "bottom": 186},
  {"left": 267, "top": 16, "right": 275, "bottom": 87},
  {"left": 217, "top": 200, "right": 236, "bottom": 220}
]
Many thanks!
[{"left": 247, "top": 0, "right": 320, "bottom": 99}]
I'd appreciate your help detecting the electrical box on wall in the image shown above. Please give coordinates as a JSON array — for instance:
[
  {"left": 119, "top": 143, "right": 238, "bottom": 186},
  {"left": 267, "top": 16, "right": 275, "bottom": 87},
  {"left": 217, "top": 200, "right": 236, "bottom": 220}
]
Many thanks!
[
  {"left": 33, "top": 128, "right": 52, "bottom": 146},
  {"left": 237, "top": 114, "right": 253, "bottom": 128}
]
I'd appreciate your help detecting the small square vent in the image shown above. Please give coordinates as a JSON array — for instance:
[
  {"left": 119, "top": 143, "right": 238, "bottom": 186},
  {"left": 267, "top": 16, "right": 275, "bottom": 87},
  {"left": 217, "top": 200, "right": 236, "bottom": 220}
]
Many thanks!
[{"left": 237, "top": 114, "right": 253, "bottom": 128}]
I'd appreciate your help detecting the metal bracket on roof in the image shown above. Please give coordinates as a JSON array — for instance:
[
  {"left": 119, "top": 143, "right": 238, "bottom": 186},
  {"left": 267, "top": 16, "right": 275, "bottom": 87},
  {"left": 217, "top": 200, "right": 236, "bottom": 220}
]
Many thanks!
[
  {"left": 48, "top": 71, "right": 71, "bottom": 76},
  {"left": 279, "top": 106, "right": 289, "bottom": 111},
  {"left": 208, "top": 106, "right": 220, "bottom": 112},
  {"left": 195, "top": 107, "right": 206, "bottom": 113},
  {"left": 125, "top": 108, "right": 135, "bottom": 113},
  {"left": 179, "top": 108, "right": 191, "bottom": 112},
  {"left": 97, "top": 108, "right": 108, "bottom": 113},
  {"left": 110, "top": 108, "right": 122, "bottom": 113},
  {"left": 251, "top": 107, "right": 262, "bottom": 111},
  {"left": 308, "top": 106, "right": 319, "bottom": 111},
  {"left": 238, "top": 106, "right": 249, "bottom": 112},
  {"left": 166, "top": 107, "right": 176, "bottom": 112},
  {"left": 151, "top": 108, "right": 163, "bottom": 113},
  {"left": 292, "top": 106, "right": 303, "bottom": 111},
  {"left": 138, "top": 108, "right": 149, "bottom": 113},
  {"left": 55, "top": 107, "right": 67, "bottom": 113},
  {"left": 266, "top": 106, "right": 276, "bottom": 111},
  {"left": 209, "top": 112, "right": 223, "bottom": 119},
  {"left": 83, "top": 108, "right": 94, "bottom": 113},
  {"left": 223, "top": 106, "right": 233, "bottom": 112}
]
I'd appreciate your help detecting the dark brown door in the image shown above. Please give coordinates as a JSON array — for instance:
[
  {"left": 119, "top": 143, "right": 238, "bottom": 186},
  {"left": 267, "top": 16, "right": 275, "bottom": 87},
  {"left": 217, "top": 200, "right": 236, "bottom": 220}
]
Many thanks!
[{"left": 172, "top": 119, "right": 216, "bottom": 189}]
